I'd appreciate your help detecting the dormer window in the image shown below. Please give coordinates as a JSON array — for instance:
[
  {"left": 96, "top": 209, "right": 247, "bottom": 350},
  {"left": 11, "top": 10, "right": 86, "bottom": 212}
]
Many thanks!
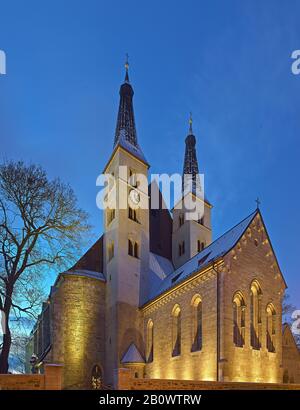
[{"left": 198, "top": 252, "right": 211, "bottom": 266}]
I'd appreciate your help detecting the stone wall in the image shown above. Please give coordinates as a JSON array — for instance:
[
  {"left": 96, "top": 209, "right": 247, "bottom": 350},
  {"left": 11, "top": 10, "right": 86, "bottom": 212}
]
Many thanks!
[
  {"left": 220, "top": 213, "right": 285, "bottom": 383},
  {"left": 48, "top": 274, "right": 106, "bottom": 389},
  {"left": 142, "top": 265, "right": 218, "bottom": 381},
  {"left": 142, "top": 213, "right": 286, "bottom": 384},
  {"left": 118, "top": 368, "right": 300, "bottom": 390},
  {"left": 0, "top": 364, "right": 62, "bottom": 390}
]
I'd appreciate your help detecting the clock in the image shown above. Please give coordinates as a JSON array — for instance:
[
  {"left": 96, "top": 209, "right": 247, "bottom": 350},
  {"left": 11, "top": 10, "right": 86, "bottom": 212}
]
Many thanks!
[{"left": 129, "top": 189, "right": 140, "bottom": 206}]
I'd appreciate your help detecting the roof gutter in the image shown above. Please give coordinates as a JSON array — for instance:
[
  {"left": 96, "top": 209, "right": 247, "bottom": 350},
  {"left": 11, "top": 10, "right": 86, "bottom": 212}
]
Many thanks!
[{"left": 141, "top": 258, "right": 224, "bottom": 311}]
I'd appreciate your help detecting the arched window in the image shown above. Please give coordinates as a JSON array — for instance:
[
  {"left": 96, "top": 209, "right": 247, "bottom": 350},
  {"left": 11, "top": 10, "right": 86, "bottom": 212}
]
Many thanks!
[
  {"left": 178, "top": 242, "right": 185, "bottom": 256},
  {"left": 197, "top": 240, "right": 201, "bottom": 253},
  {"left": 250, "top": 280, "right": 262, "bottom": 349},
  {"left": 233, "top": 292, "right": 246, "bottom": 347},
  {"left": 198, "top": 216, "right": 204, "bottom": 225},
  {"left": 179, "top": 214, "right": 184, "bottom": 227},
  {"left": 128, "top": 239, "right": 133, "bottom": 256},
  {"left": 197, "top": 240, "right": 205, "bottom": 252},
  {"left": 129, "top": 168, "right": 137, "bottom": 187},
  {"left": 108, "top": 241, "right": 114, "bottom": 262},
  {"left": 128, "top": 206, "right": 137, "bottom": 222},
  {"left": 191, "top": 295, "right": 202, "bottom": 352},
  {"left": 107, "top": 208, "right": 115, "bottom": 226},
  {"left": 172, "top": 304, "right": 181, "bottom": 357},
  {"left": 146, "top": 319, "right": 154, "bottom": 362},
  {"left": 134, "top": 242, "right": 139, "bottom": 258},
  {"left": 266, "top": 303, "right": 276, "bottom": 352}
]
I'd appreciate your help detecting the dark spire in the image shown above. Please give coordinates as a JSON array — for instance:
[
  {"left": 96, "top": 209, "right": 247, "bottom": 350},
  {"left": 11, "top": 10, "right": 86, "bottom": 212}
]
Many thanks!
[
  {"left": 182, "top": 113, "right": 201, "bottom": 195},
  {"left": 114, "top": 55, "right": 138, "bottom": 148}
]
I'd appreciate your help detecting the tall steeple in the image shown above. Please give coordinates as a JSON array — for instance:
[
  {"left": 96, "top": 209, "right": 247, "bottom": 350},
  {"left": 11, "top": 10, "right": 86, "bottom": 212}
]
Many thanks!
[
  {"left": 172, "top": 114, "right": 212, "bottom": 269},
  {"left": 182, "top": 113, "right": 201, "bottom": 195},
  {"left": 104, "top": 57, "right": 150, "bottom": 387},
  {"left": 112, "top": 56, "right": 148, "bottom": 165}
]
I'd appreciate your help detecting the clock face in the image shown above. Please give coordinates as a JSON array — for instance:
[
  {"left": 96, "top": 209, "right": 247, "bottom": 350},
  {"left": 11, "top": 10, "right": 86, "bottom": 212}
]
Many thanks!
[{"left": 129, "top": 189, "right": 140, "bottom": 206}]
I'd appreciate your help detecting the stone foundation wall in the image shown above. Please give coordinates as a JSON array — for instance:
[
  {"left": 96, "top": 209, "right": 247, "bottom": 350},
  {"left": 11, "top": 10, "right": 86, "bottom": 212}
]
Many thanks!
[
  {"left": 0, "top": 364, "right": 63, "bottom": 390},
  {"left": 118, "top": 368, "right": 300, "bottom": 390}
]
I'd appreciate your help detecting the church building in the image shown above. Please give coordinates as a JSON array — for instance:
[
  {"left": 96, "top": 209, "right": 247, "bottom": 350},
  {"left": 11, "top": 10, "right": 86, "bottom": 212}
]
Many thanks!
[{"left": 27, "top": 63, "right": 300, "bottom": 389}]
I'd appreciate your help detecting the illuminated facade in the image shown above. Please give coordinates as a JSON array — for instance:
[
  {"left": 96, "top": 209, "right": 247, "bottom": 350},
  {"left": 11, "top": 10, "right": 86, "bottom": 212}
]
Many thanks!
[{"left": 27, "top": 65, "right": 300, "bottom": 389}]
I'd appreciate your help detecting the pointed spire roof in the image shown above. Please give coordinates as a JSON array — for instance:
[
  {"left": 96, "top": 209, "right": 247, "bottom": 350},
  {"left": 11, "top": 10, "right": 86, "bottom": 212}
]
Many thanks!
[
  {"left": 121, "top": 343, "right": 145, "bottom": 364},
  {"left": 182, "top": 113, "right": 201, "bottom": 195},
  {"left": 113, "top": 57, "right": 148, "bottom": 166}
]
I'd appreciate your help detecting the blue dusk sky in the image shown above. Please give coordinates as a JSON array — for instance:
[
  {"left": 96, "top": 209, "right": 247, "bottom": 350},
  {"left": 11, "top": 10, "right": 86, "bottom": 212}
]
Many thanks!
[{"left": 0, "top": 0, "right": 299, "bottom": 309}]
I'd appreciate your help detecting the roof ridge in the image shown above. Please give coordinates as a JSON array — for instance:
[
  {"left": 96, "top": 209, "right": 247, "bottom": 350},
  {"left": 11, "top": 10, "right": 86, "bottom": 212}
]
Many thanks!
[
  {"left": 173, "top": 209, "right": 258, "bottom": 272},
  {"left": 206, "top": 209, "right": 258, "bottom": 250}
]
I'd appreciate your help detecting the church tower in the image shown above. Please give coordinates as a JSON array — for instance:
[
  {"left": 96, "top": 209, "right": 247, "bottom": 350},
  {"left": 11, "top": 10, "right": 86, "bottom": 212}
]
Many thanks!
[
  {"left": 172, "top": 115, "right": 212, "bottom": 269},
  {"left": 103, "top": 59, "right": 149, "bottom": 387}
]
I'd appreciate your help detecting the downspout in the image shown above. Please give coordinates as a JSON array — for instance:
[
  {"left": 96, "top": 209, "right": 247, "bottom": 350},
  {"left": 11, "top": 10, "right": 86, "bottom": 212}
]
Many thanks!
[{"left": 212, "top": 263, "right": 220, "bottom": 382}]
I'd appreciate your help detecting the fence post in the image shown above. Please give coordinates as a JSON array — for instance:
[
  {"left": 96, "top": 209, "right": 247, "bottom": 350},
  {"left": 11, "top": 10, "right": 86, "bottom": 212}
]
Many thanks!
[
  {"left": 44, "top": 364, "right": 64, "bottom": 390},
  {"left": 117, "top": 368, "right": 133, "bottom": 390}
]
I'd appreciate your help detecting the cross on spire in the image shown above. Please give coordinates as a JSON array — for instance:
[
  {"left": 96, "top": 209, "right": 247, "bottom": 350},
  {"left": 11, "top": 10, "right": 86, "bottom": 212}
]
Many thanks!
[
  {"left": 124, "top": 53, "right": 129, "bottom": 82},
  {"left": 189, "top": 112, "right": 193, "bottom": 134},
  {"left": 255, "top": 197, "right": 261, "bottom": 209}
]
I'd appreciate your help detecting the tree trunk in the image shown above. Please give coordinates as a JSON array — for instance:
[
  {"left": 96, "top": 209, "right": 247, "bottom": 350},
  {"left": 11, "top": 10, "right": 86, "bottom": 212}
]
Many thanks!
[
  {"left": 0, "top": 298, "right": 12, "bottom": 374},
  {"left": 0, "top": 327, "right": 11, "bottom": 373}
]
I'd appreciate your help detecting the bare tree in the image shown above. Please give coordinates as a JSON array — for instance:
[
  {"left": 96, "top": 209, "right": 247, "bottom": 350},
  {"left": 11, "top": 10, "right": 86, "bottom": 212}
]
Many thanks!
[
  {"left": 282, "top": 292, "right": 296, "bottom": 323},
  {"left": 0, "top": 161, "right": 90, "bottom": 373}
]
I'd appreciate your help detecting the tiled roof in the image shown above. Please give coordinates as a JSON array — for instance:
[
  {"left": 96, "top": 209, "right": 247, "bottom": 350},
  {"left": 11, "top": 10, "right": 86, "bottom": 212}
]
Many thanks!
[
  {"left": 146, "top": 210, "right": 258, "bottom": 303},
  {"left": 71, "top": 236, "right": 103, "bottom": 273}
]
